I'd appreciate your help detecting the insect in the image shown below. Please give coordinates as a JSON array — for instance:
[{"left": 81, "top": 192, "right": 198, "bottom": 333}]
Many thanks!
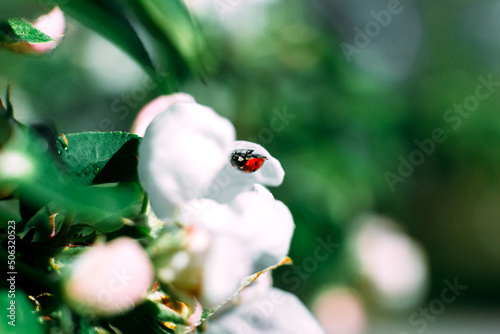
[{"left": 229, "top": 149, "right": 267, "bottom": 173}]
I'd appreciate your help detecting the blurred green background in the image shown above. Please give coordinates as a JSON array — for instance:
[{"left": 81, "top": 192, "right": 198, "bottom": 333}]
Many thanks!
[{"left": 2, "top": 0, "right": 500, "bottom": 333}]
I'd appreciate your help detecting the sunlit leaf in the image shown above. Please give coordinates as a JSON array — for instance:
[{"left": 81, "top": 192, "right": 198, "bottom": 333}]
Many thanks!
[
  {"left": 126, "top": 0, "right": 216, "bottom": 80},
  {"left": 56, "top": 132, "right": 140, "bottom": 185},
  {"left": 0, "top": 18, "right": 53, "bottom": 44},
  {"left": 1, "top": 127, "right": 144, "bottom": 231}
]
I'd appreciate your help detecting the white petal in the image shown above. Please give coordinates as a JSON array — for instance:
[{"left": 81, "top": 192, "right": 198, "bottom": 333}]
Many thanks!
[
  {"left": 138, "top": 102, "right": 236, "bottom": 220},
  {"left": 229, "top": 191, "right": 294, "bottom": 271},
  {"left": 178, "top": 192, "right": 294, "bottom": 304},
  {"left": 232, "top": 141, "right": 284, "bottom": 186},
  {"left": 176, "top": 200, "right": 254, "bottom": 307},
  {"left": 176, "top": 200, "right": 256, "bottom": 307},
  {"left": 180, "top": 198, "right": 233, "bottom": 233},
  {"left": 252, "top": 184, "right": 275, "bottom": 201},
  {"left": 207, "top": 141, "right": 285, "bottom": 203},
  {"left": 202, "top": 235, "right": 253, "bottom": 307},
  {"left": 182, "top": 191, "right": 294, "bottom": 271},
  {"left": 205, "top": 288, "right": 325, "bottom": 334}
]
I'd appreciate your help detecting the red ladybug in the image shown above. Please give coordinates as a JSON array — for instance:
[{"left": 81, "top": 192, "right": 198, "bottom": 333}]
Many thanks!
[{"left": 230, "top": 149, "right": 267, "bottom": 173}]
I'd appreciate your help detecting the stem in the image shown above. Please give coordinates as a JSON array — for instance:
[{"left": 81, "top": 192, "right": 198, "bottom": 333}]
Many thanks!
[{"left": 140, "top": 192, "right": 149, "bottom": 214}]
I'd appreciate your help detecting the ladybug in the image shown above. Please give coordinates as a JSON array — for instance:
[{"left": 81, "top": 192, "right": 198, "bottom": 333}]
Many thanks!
[{"left": 229, "top": 149, "right": 267, "bottom": 173}]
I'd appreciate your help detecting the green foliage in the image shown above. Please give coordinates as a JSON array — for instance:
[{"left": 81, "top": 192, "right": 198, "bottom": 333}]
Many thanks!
[
  {"left": 108, "top": 300, "right": 188, "bottom": 333},
  {"left": 0, "top": 18, "right": 53, "bottom": 44},
  {"left": 0, "top": 125, "right": 144, "bottom": 230},
  {"left": 0, "top": 84, "right": 15, "bottom": 147},
  {"left": 0, "top": 2, "right": 220, "bottom": 330},
  {"left": 42, "top": 0, "right": 162, "bottom": 86},
  {"left": 0, "top": 122, "right": 149, "bottom": 330},
  {"left": 36, "top": 0, "right": 215, "bottom": 93},
  {"left": 0, "top": 290, "right": 44, "bottom": 334},
  {"left": 128, "top": 0, "right": 215, "bottom": 79},
  {"left": 8, "top": 0, "right": 493, "bottom": 332},
  {"left": 56, "top": 132, "right": 140, "bottom": 185}
]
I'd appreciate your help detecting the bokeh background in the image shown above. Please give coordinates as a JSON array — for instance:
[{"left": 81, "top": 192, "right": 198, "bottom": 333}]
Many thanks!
[{"left": 2, "top": 0, "right": 500, "bottom": 333}]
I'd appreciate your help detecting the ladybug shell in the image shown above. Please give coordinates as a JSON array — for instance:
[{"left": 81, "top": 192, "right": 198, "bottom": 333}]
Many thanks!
[
  {"left": 230, "top": 149, "right": 267, "bottom": 173},
  {"left": 241, "top": 157, "right": 266, "bottom": 173}
]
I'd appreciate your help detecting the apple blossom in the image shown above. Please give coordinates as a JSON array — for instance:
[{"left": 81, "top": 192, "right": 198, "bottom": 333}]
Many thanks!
[
  {"left": 136, "top": 96, "right": 284, "bottom": 221},
  {"left": 155, "top": 185, "right": 294, "bottom": 308},
  {"left": 136, "top": 94, "right": 294, "bottom": 307}
]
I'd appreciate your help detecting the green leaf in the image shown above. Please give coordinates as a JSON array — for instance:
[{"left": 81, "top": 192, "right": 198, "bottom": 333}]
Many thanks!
[
  {"left": 0, "top": 84, "right": 16, "bottom": 147},
  {"left": 75, "top": 318, "right": 103, "bottom": 334},
  {"left": 0, "top": 200, "right": 21, "bottom": 228},
  {"left": 105, "top": 216, "right": 151, "bottom": 241},
  {"left": 129, "top": 0, "right": 216, "bottom": 80},
  {"left": 21, "top": 207, "right": 52, "bottom": 242},
  {"left": 0, "top": 290, "right": 44, "bottom": 334},
  {"left": 32, "top": 182, "right": 144, "bottom": 232},
  {"left": 17, "top": 181, "right": 144, "bottom": 233},
  {"left": 1, "top": 127, "right": 144, "bottom": 231},
  {"left": 56, "top": 132, "right": 141, "bottom": 185},
  {"left": 4, "top": 83, "right": 14, "bottom": 118},
  {"left": 0, "top": 18, "right": 54, "bottom": 44}
]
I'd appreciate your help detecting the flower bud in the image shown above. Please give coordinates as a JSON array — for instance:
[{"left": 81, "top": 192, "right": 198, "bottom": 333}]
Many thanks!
[
  {"left": 63, "top": 237, "right": 154, "bottom": 317},
  {"left": 6, "top": 7, "right": 65, "bottom": 54}
]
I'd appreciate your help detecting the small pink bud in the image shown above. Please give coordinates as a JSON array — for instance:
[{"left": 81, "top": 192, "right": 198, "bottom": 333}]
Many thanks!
[
  {"left": 6, "top": 7, "right": 65, "bottom": 54},
  {"left": 63, "top": 237, "right": 154, "bottom": 317}
]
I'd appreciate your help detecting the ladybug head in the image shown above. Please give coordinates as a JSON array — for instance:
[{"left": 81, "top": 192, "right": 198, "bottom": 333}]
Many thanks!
[{"left": 230, "top": 149, "right": 251, "bottom": 168}]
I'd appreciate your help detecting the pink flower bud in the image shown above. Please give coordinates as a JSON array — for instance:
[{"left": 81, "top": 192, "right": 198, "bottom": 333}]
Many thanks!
[
  {"left": 6, "top": 7, "right": 65, "bottom": 54},
  {"left": 63, "top": 237, "right": 154, "bottom": 317}
]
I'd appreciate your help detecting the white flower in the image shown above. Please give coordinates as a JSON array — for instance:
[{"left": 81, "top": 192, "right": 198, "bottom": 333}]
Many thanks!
[
  {"left": 135, "top": 94, "right": 293, "bottom": 307},
  {"left": 158, "top": 185, "right": 294, "bottom": 307},
  {"left": 137, "top": 96, "right": 284, "bottom": 221},
  {"left": 63, "top": 237, "right": 154, "bottom": 317},
  {"left": 181, "top": 185, "right": 293, "bottom": 270}
]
